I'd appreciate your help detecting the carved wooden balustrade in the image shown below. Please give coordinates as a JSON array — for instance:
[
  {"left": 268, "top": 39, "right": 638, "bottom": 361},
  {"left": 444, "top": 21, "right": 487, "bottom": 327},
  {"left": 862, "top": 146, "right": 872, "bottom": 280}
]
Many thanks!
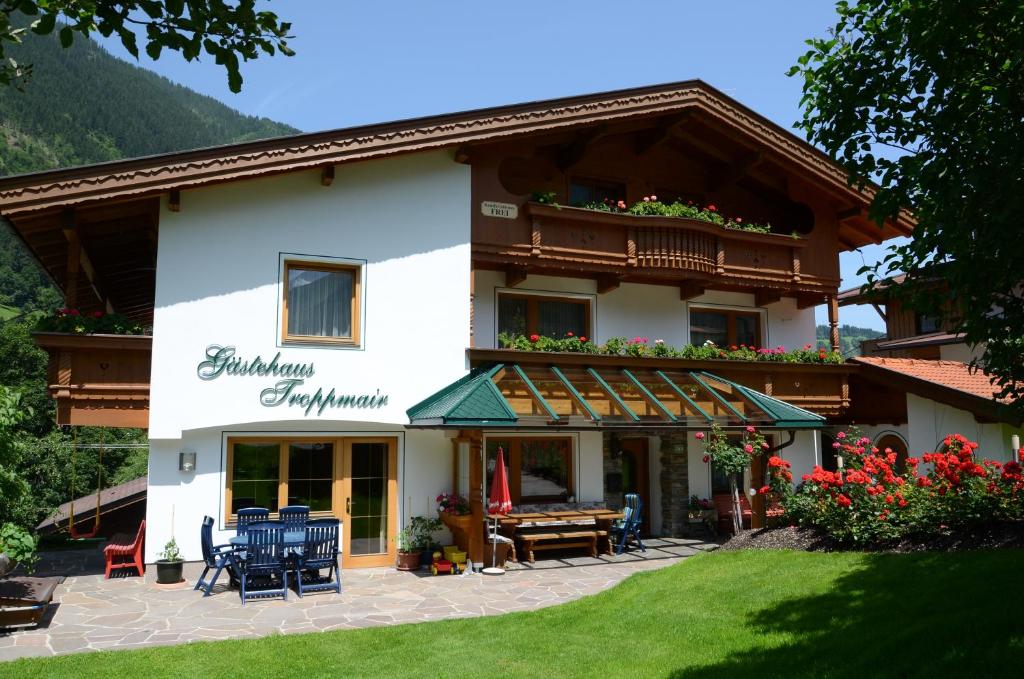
[{"left": 472, "top": 203, "right": 839, "bottom": 298}]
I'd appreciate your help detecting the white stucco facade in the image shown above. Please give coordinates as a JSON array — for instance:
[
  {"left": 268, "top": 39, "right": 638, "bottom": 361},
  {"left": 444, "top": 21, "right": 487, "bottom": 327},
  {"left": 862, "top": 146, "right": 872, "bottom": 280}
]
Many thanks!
[{"left": 146, "top": 151, "right": 472, "bottom": 561}]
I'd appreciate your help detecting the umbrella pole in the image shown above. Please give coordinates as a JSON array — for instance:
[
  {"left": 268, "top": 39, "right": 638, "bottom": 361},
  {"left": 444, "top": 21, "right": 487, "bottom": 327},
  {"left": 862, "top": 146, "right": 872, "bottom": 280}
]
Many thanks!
[{"left": 483, "top": 516, "right": 505, "bottom": 575}]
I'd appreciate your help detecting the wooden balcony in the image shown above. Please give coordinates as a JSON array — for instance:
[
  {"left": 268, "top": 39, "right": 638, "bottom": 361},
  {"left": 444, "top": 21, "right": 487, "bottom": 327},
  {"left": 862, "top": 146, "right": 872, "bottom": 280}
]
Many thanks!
[
  {"left": 467, "top": 348, "right": 853, "bottom": 417},
  {"left": 473, "top": 203, "right": 839, "bottom": 300},
  {"left": 33, "top": 333, "right": 151, "bottom": 428}
]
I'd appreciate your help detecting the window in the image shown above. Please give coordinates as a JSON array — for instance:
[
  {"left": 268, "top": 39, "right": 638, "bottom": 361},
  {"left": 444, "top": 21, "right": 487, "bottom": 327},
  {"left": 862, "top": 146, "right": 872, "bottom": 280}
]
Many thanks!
[
  {"left": 498, "top": 293, "right": 591, "bottom": 339},
  {"left": 569, "top": 177, "right": 626, "bottom": 207},
  {"left": 916, "top": 313, "right": 940, "bottom": 334},
  {"left": 486, "top": 437, "right": 573, "bottom": 504},
  {"left": 690, "top": 308, "right": 761, "bottom": 347},
  {"left": 282, "top": 260, "right": 361, "bottom": 345},
  {"left": 226, "top": 438, "right": 335, "bottom": 520}
]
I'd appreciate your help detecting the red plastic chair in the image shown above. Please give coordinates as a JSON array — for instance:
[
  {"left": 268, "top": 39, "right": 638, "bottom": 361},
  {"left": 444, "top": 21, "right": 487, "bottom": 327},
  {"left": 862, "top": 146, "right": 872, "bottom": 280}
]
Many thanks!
[{"left": 103, "top": 520, "right": 146, "bottom": 579}]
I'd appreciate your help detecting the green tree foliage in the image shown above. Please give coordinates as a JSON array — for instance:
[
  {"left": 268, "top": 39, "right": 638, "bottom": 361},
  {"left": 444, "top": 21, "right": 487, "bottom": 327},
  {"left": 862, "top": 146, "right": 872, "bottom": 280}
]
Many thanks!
[
  {"left": 790, "top": 0, "right": 1024, "bottom": 411},
  {"left": 1, "top": 0, "right": 294, "bottom": 92},
  {"left": 0, "top": 386, "right": 29, "bottom": 524},
  {"left": 816, "top": 324, "right": 885, "bottom": 357}
]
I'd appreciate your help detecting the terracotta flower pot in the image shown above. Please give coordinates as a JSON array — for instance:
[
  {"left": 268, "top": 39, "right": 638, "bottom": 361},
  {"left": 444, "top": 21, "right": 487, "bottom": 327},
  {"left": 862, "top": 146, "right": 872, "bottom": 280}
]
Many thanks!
[{"left": 396, "top": 551, "right": 420, "bottom": 571}]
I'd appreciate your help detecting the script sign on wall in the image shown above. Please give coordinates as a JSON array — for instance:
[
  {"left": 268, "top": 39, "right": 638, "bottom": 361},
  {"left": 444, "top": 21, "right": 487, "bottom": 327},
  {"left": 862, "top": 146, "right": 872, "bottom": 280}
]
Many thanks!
[{"left": 196, "top": 344, "right": 388, "bottom": 416}]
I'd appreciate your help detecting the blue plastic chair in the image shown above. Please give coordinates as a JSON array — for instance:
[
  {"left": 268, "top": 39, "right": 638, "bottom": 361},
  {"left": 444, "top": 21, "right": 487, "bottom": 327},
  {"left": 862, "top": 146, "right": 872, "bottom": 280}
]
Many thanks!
[
  {"left": 194, "top": 516, "right": 241, "bottom": 596},
  {"left": 238, "top": 522, "right": 289, "bottom": 605},
  {"left": 296, "top": 518, "right": 341, "bottom": 597},
  {"left": 611, "top": 493, "right": 646, "bottom": 555},
  {"left": 236, "top": 507, "right": 270, "bottom": 536},
  {"left": 279, "top": 505, "right": 310, "bottom": 533}
]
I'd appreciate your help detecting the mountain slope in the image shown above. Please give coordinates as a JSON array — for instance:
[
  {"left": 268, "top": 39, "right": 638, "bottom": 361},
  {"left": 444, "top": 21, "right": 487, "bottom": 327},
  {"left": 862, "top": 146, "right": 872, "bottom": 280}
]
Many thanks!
[
  {"left": 817, "top": 324, "right": 886, "bottom": 357},
  {"left": 0, "top": 29, "right": 299, "bottom": 313},
  {"left": 0, "top": 30, "right": 298, "bottom": 177}
]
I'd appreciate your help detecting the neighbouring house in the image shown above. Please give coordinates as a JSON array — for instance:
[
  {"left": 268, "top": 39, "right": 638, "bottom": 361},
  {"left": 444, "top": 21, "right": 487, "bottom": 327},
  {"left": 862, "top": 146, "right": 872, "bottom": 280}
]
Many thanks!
[
  {"left": 0, "top": 81, "right": 921, "bottom": 567},
  {"left": 838, "top": 275, "right": 1021, "bottom": 465},
  {"left": 36, "top": 476, "right": 147, "bottom": 542}
]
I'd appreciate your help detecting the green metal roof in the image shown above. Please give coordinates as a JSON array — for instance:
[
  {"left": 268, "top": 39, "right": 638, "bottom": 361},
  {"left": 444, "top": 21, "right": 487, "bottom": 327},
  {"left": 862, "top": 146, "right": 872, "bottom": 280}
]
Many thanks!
[{"left": 407, "top": 363, "right": 825, "bottom": 430}]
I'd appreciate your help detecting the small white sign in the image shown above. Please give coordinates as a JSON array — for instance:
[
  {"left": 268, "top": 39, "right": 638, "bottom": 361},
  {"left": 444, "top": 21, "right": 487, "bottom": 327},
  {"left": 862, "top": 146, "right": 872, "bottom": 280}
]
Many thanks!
[{"left": 481, "top": 201, "right": 518, "bottom": 219}]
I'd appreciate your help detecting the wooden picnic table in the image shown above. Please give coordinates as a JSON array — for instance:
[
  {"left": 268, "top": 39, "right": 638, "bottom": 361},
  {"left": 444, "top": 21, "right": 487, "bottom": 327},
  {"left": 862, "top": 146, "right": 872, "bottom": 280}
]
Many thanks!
[
  {"left": 488, "top": 509, "right": 625, "bottom": 526},
  {"left": 486, "top": 509, "right": 626, "bottom": 562}
]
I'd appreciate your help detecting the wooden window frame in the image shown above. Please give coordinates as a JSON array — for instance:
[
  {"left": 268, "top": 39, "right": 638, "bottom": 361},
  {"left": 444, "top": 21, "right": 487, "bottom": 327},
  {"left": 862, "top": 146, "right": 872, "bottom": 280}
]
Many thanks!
[
  {"left": 689, "top": 307, "right": 763, "bottom": 348},
  {"left": 497, "top": 292, "right": 593, "bottom": 339},
  {"left": 486, "top": 436, "right": 574, "bottom": 504},
  {"left": 281, "top": 259, "right": 362, "bottom": 346}
]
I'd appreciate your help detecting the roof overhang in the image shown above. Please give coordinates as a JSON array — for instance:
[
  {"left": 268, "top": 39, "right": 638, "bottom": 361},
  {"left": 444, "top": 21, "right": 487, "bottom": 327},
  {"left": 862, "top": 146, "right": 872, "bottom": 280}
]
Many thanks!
[{"left": 0, "top": 79, "right": 914, "bottom": 247}]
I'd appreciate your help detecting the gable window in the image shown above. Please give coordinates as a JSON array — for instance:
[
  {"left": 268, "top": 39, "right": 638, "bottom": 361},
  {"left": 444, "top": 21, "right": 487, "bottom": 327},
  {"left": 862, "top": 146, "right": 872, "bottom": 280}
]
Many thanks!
[
  {"left": 916, "top": 313, "right": 940, "bottom": 334},
  {"left": 690, "top": 308, "right": 761, "bottom": 347},
  {"left": 569, "top": 177, "right": 626, "bottom": 207},
  {"left": 498, "top": 293, "right": 591, "bottom": 339},
  {"left": 282, "top": 260, "right": 361, "bottom": 345},
  {"left": 486, "top": 437, "right": 574, "bottom": 504}
]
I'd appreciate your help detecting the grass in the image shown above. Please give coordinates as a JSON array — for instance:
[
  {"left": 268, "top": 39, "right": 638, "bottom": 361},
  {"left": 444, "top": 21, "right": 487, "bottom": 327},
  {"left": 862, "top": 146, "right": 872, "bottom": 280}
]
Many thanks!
[{"left": 9, "top": 549, "right": 1024, "bottom": 678}]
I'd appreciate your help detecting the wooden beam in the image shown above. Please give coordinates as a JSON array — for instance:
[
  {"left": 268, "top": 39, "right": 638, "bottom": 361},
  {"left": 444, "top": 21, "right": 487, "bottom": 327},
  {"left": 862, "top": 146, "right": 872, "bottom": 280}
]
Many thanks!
[
  {"left": 836, "top": 207, "right": 863, "bottom": 221},
  {"left": 556, "top": 125, "right": 607, "bottom": 171},
  {"left": 755, "top": 289, "right": 783, "bottom": 307},
  {"left": 679, "top": 281, "right": 705, "bottom": 301},
  {"left": 596, "top": 274, "right": 620, "bottom": 294},
  {"left": 505, "top": 265, "right": 528, "bottom": 288},
  {"left": 465, "top": 430, "right": 484, "bottom": 570},
  {"left": 61, "top": 209, "right": 80, "bottom": 308},
  {"left": 871, "top": 302, "right": 887, "bottom": 324},
  {"left": 320, "top": 166, "right": 335, "bottom": 186},
  {"left": 843, "top": 218, "right": 884, "bottom": 244},
  {"left": 710, "top": 150, "right": 764, "bottom": 191},
  {"left": 168, "top": 190, "right": 181, "bottom": 212},
  {"left": 635, "top": 112, "right": 691, "bottom": 156}
]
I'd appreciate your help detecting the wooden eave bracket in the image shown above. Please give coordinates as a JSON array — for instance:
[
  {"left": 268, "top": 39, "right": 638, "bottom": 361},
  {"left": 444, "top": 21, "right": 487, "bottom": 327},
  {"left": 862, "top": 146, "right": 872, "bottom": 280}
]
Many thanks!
[
  {"left": 597, "top": 274, "right": 621, "bottom": 295},
  {"left": 679, "top": 281, "right": 705, "bottom": 301},
  {"left": 755, "top": 289, "right": 783, "bottom": 307},
  {"left": 635, "top": 112, "right": 692, "bottom": 156},
  {"left": 505, "top": 265, "right": 528, "bottom": 288},
  {"left": 710, "top": 150, "right": 765, "bottom": 191},
  {"left": 556, "top": 124, "right": 608, "bottom": 171},
  {"left": 796, "top": 293, "right": 825, "bottom": 309},
  {"left": 321, "top": 165, "right": 335, "bottom": 186},
  {"left": 168, "top": 190, "right": 181, "bottom": 212}
]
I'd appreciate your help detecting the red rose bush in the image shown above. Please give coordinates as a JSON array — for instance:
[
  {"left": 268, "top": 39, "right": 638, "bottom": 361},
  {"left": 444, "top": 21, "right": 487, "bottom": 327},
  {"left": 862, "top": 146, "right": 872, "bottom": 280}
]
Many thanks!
[{"left": 785, "top": 430, "right": 1024, "bottom": 546}]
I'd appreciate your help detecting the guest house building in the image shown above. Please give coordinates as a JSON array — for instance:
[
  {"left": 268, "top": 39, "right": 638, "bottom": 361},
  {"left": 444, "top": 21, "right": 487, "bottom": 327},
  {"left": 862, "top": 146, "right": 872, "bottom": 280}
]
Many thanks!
[{"left": 0, "top": 81, "right": 922, "bottom": 567}]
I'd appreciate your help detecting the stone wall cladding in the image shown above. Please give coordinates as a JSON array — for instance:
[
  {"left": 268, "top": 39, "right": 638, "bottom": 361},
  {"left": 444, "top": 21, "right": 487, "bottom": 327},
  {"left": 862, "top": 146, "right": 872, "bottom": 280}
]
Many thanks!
[{"left": 659, "top": 433, "right": 689, "bottom": 537}]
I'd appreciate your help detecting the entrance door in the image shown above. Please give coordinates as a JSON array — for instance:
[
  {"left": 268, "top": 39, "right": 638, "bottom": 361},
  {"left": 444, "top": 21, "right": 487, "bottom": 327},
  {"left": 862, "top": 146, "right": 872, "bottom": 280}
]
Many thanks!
[
  {"left": 618, "top": 438, "right": 650, "bottom": 533},
  {"left": 340, "top": 437, "right": 397, "bottom": 568}
]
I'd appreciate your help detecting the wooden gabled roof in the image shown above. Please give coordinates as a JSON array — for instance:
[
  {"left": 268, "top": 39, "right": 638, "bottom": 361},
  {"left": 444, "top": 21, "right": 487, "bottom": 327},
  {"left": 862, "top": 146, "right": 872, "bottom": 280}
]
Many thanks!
[{"left": 0, "top": 80, "right": 913, "bottom": 248}]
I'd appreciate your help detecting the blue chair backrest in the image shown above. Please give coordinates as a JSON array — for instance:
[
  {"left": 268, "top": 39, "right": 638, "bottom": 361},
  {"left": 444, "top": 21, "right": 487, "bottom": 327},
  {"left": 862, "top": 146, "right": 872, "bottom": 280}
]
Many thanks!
[
  {"left": 304, "top": 518, "right": 339, "bottom": 561},
  {"left": 236, "top": 507, "right": 270, "bottom": 535},
  {"left": 245, "top": 522, "right": 285, "bottom": 568},
  {"left": 280, "top": 505, "right": 310, "bottom": 532},
  {"left": 200, "top": 516, "right": 216, "bottom": 566},
  {"left": 624, "top": 493, "right": 643, "bottom": 529}
]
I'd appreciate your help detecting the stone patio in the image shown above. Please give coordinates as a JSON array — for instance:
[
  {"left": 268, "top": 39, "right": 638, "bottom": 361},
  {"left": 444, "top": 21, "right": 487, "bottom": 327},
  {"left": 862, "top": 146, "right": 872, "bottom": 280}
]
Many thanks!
[{"left": 0, "top": 537, "right": 716, "bottom": 661}]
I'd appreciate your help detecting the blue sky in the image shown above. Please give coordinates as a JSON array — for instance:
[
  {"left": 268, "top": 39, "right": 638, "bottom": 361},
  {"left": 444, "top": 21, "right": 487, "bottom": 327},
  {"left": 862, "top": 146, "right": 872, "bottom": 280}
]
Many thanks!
[{"left": 97, "top": 0, "right": 897, "bottom": 331}]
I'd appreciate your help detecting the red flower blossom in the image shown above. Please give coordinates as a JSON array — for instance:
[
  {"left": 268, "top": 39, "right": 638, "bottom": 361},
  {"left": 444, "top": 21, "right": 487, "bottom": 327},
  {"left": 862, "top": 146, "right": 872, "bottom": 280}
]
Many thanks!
[
  {"left": 529, "top": 334, "right": 540, "bottom": 342},
  {"left": 836, "top": 494, "right": 851, "bottom": 508}
]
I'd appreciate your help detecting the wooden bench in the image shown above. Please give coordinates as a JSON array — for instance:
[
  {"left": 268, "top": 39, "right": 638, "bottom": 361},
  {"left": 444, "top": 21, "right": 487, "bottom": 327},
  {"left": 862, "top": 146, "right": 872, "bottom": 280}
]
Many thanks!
[
  {"left": 0, "top": 577, "right": 60, "bottom": 629},
  {"left": 517, "top": 529, "right": 609, "bottom": 563}
]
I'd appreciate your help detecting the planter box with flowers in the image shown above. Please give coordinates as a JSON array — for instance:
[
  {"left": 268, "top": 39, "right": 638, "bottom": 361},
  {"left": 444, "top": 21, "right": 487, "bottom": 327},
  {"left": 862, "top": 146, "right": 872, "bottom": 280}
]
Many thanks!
[
  {"left": 436, "top": 493, "right": 473, "bottom": 552},
  {"left": 32, "top": 309, "right": 152, "bottom": 428}
]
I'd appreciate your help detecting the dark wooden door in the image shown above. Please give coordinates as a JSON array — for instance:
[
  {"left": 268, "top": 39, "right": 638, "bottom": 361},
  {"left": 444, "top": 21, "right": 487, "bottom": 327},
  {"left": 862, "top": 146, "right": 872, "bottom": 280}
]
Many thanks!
[{"left": 618, "top": 438, "right": 650, "bottom": 533}]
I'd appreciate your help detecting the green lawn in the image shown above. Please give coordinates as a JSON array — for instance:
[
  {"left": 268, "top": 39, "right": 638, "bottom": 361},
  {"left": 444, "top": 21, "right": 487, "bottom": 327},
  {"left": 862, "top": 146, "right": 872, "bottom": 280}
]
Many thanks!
[{"left": 10, "top": 549, "right": 1024, "bottom": 678}]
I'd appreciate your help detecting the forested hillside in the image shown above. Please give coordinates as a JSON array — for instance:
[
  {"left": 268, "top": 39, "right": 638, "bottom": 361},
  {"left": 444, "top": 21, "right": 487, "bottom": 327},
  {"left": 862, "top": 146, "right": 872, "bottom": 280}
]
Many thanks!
[
  {"left": 0, "top": 31, "right": 298, "bottom": 533},
  {"left": 816, "top": 324, "right": 886, "bottom": 357}
]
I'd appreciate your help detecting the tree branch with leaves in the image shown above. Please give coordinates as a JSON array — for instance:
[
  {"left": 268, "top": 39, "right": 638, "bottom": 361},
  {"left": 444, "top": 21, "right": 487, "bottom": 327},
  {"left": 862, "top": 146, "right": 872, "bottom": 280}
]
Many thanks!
[
  {"left": 790, "top": 0, "right": 1024, "bottom": 412},
  {"left": 0, "top": 0, "right": 294, "bottom": 91}
]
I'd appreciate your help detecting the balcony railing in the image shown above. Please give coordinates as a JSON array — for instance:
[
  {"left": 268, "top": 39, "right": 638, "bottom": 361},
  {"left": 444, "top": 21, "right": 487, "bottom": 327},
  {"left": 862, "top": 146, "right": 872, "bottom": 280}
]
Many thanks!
[
  {"left": 472, "top": 203, "right": 839, "bottom": 296},
  {"left": 33, "top": 332, "right": 151, "bottom": 428}
]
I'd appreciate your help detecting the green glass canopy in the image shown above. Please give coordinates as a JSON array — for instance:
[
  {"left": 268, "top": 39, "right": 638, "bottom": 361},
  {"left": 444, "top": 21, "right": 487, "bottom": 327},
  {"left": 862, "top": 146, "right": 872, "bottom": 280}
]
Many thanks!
[{"left": 407, "top": 363, "right": 825, "bottom": 430}]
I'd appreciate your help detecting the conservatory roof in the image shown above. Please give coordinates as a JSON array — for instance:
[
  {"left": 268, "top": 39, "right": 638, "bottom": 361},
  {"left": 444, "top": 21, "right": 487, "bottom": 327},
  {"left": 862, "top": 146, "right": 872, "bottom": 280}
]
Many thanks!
[{"left": 406, "top": 363, "right": 825, "bottom": 430}]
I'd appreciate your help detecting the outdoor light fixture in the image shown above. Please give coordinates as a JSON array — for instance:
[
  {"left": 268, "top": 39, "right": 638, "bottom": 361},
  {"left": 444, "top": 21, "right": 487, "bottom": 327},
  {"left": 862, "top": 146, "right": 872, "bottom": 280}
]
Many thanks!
[
  {"left": 1013, "top": 435, "right": 1020, "bottom": 454},
  {"left": 836, "top": 455, "right": 844, "bottom": 469},
  {"left": 179, "top": 450, "right": 196, "bottom": 473}
]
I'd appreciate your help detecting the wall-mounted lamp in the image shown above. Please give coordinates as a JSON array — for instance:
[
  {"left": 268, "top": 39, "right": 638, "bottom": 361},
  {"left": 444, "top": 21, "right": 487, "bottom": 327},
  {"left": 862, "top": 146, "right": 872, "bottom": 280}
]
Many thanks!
[
  {"left": 179, "top": 450, "right": 196, "bottom": 473},
  {"left": 1012, "top": 435, "right": 1020, "bottom": 456}
]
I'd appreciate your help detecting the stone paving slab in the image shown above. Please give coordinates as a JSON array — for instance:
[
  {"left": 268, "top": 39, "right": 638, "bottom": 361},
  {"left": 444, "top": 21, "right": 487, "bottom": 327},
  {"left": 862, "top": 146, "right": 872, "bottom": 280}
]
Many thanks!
[{"left": 0, "top": 538, "right": 714, "bottom": 661}]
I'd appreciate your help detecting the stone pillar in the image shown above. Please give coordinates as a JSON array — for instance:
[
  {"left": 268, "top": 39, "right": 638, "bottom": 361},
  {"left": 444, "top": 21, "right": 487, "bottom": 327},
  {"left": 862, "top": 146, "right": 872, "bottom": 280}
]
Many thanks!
[{"left": 659, "top": 433, "right": 689, "bottom": 537}]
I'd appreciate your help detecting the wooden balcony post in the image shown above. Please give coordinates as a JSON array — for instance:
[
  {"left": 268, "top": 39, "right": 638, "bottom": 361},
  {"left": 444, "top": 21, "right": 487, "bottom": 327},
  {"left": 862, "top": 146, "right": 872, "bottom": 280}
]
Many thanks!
[
  {"left": 61, "top": 209, "right": 80, "bottom": 308},
  {"left": 828, "top": 294, "right": 840, "bottom": 351},
  {"left": 465, "top": 429, "right": 485, "bottom": 570}
]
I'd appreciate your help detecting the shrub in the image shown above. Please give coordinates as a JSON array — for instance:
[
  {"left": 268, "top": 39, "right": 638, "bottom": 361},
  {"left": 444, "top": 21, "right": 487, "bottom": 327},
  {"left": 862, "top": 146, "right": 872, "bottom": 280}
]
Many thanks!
[
  {"left": 35, "top": 308, "right": 149, "bottom": 335},
  {"left": 785, "top": 430, "right": 1024, "bottom": 546}
]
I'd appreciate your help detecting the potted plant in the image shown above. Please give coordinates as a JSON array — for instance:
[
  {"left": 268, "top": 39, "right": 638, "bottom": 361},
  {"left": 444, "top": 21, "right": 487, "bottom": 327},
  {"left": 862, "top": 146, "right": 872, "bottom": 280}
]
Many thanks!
[
  {"left": 410, "top": 515, "right": 443, "bottom": 567},
  {"left": 0, "top": 523, "right": 38, "bottom": 577},
  {"left": 155, "top": 537, "right": 184, "bottom": 584},
  {"left": 395, "top": 526, "right": 420, "bottom": 571},
  {"left": 686, "top": 495, "right": 715, "bottom": 523}
]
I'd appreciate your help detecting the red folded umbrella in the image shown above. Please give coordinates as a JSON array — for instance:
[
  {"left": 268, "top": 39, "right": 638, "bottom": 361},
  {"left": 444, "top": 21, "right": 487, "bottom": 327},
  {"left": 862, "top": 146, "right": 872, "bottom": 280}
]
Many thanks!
[{"left": 488, "top": 447, "right": 512, "bottom": 516}]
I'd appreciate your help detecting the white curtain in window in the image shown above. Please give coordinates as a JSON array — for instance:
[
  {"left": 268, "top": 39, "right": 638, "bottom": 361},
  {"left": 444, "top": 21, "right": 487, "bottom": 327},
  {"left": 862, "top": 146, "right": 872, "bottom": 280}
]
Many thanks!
[{"left": 287, "top": 268, "right": 353, "bottom": 337}]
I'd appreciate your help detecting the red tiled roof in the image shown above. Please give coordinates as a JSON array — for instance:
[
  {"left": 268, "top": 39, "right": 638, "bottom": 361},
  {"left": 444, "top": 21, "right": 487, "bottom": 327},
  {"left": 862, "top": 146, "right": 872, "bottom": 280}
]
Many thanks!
[{"left": 852, "top": 357, "right": 1012, "bottom": 404}]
